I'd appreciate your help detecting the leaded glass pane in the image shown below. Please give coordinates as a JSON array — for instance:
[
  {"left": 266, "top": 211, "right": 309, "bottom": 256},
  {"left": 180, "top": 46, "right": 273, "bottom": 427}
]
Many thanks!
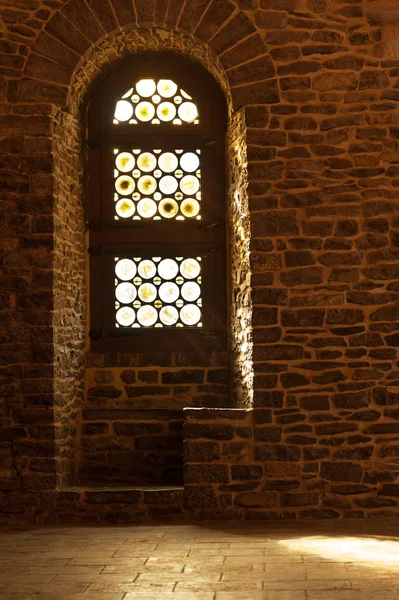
[
  {"left": 114, "top": 149, "right": 202, "bottom": 220},
  {"left": 114, "top": 78, "right": 199, "bottom": 125},
  {"left": 114, "top": 256, "right": 202, "bottom": 328}
]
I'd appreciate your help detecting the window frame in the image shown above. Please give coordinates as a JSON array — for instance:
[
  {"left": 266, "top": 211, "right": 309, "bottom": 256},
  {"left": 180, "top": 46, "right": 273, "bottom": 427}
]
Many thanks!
[{"left": 86, "top": 52, "right": 228, "bottom": 353}]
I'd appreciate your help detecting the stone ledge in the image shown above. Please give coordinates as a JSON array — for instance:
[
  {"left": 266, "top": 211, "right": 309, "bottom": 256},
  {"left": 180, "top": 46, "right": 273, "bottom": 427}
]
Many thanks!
[
  {"left": 184, "top": 408, "right": 251, "bottom": 420},
  {"left": 68, "top": 486, "right": 184, "bottom": 505}
]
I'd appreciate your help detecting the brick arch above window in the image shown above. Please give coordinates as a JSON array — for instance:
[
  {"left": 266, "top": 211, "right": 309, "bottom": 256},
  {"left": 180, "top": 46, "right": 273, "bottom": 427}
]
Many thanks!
[{"left": 20, "top": 0, "right": 273, "bottom": 112}]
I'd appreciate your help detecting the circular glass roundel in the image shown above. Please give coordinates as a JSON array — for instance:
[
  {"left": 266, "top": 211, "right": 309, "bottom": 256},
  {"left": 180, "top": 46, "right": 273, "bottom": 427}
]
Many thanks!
[
  {"left": 137, "top": 152, "right": 157, "bottom": 172},
  {"left": 181, "top": 281, "right": 201, "bottom": 302},
  {"left": 137, "top": 305, "right": 158, "bottom": 327},
  {"left": 180, "top": 258, "right": 201, "bottom": 280},
  {"left": 116, "top": 282, "right": 137, "bottom": 304},
  {"left": 116, "top": 175, "right": 135, "bottom": 195},
  {"left": 159, "top": 282, "right": 180, "bottom": 303},
  {"left": 138, "top": 176, "right": 157, "bottom": 195},
  {"left": 138, "top": 259, "right": 157, "bottom": 279},
  {"left": 137, "top": 198, "right": 157, "bottom": 219},
  {"left": 180, "top": 175, "right": 200, "bottom": 196},
  {"left": 181, "top": 199, "right": 200, "bottom": 218},
  {"left": 157, "top": 80, "right": 178, "bottom": 98},
  {"left": 160, "top": 305, "right": 179, "bottom": 326},
  {"left": 135, "top": 101, "right": 155, "bottom": 122},
  {"left": 157, "top": 102, "right": 177, "bottom": 122},
  {"left": 115, "top": 259, "right": 137, "bottom": 281},
  {"left": 138, "top": 283, "right": 157, "bottom": 303},
  {"left": 159, "top": 176, "right": 178, "bottom": 195},
  {"left": 158, "top": 152, "right": 178, "bottom": 173},
  {"left": 159, "top": 198, "right": 178, "bottom": 219},
  {"left": 116, "top": 152, "right": 135, "bottom": 172},
  {"left": 136, "top": 79, "right": 156, "bottom": 97},
  {"left": 158, "top": 258, "right": 179, "bottom": 280},
  {"left": 178, "top": 102, "right": 198, "bottom": 123},
  {"left": 116, "top": 306, "right": 136, "bottom": 326},
  {"left": 180, "top": 304, "right": 201, "bottom": 325},
  {"left": 116, "top": 198, "right": 135, "bottom": 218},
  {"left": 180, "top": 152, "right": 200, "bottom": 173},
  {"left": 114, "top": 100, "right": 133, "bottom": 122}
]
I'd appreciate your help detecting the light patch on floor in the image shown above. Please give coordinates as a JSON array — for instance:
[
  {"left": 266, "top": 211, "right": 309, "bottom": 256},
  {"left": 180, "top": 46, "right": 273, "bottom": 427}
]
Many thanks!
[{"left": 279, "top": 535, "right": 399, "bottom": 569}]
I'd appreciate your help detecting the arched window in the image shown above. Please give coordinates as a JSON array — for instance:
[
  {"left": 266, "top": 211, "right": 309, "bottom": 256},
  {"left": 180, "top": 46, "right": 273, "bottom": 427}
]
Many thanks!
[{"left": 86, "top": 52, "right": 227, "bottom": 353}]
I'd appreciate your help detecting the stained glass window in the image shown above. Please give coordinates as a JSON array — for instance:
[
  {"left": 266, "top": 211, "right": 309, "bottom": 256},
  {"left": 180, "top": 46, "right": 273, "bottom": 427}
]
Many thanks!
[
  {"left": 114, "top": 79, "right": 199, "bottom": 125},
  {"left": 88, "top": 52, "right": 226, "bottom": 349},
  {"left": 114, "top": 149, "right": 201, "bottom": 220},
  {"left": 114, "top": 257, "right": 202, "bottom": 328}
]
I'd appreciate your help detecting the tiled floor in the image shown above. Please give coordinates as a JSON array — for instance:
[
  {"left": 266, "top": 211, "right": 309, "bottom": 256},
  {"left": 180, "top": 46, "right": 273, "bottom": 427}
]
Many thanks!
[{"left": 0, "top": 520, "right": 399, "bottom": 599}]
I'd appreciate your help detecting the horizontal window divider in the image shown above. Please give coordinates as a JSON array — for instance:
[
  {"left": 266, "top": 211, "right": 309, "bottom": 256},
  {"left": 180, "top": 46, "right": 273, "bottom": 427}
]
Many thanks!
[
  {"left": 88, "top": 133, "right": 218, "bottom": 149},
  {"left": 90, "top": 231, "right": 220, "bottom": 246},
  {"left": 91, "top": 242, "right": 215, "bottom": 256}
]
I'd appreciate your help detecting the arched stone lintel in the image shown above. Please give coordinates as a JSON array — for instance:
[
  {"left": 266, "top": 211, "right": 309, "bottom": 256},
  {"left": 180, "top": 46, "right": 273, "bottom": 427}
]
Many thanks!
[
  {"left": 66, "top": 25, "right": 234, "bottom": 118},
  {"left": 23, "top": 0, "right": 268, "bottom": 114}
]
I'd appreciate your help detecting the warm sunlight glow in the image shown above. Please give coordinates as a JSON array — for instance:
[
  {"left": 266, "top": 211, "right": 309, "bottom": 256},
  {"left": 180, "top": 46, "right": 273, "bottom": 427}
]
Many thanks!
[{"left": 280, "top": 536, "right": 399, "bottom": 568}]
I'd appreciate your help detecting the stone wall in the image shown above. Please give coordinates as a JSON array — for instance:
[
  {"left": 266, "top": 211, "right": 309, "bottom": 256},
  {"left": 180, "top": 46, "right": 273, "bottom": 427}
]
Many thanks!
[
  {"left": 80, "top": 352, "right": 229, "bottom": 485},
  {"left": 52, "top": 109, "right": 86, "bottom": 489},
  {"left": 1, "top": 0, "right": 399, "bottom": 521},
  {"left": 184, "top": 406, "right": 399, "bottom": 519},
  {"left": 228, "top": 110, "right": 254, "bottom": 408}
]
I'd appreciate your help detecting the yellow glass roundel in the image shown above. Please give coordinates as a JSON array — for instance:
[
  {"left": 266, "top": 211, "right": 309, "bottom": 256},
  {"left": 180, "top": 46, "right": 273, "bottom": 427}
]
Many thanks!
[
  {"left": 135, "top": 101, "right": 155, "bottom": 122},
  {"left": 158, "top": 152, "right": 178, "bottom": 173},
  {"left": 157, "top": 102, "right": 176, "bottom": 122},
  {"left": 181, "top": 199, "right": 200, "bottom": 218},
  {"left": 114, "top": 79, "right": 199, "bottom": 126},
  {"left": 137, "top": 305, "right": 158, "bottom": 327},
  {"left": 180, "top": 175, "right": 199, "bottom": 196},
  {"left": 116, "top": 306, "right": 136, "bottom": 326},
  {"left": 136, "top": 79, "right": 156, "bottom": 97},
  {"left": 158, "top": 258, "right": 179, "bottom": 280},
  {"left": 116, "top": 198, "right": 135, "bottom": 218},
  {"left": 159, "top": 198, "right": 178, "bottom": 219},
  {"left": 115, "top": 282, "right": 137, "bottom": 304},
  {"left": 181, "top": 281, "right": 201, "bottom": 302},
  {"left": 180, "top": 304, "right": 201, "bottom": 325},
  {"left": 137, "top": 152, "right": 157, "bottom": 172},
  {"left": 159, "top": 282, "right": 180, "bottom": 303},
  {"left": 115, "top": 259, "right": 137, "bottom": 281},
  {"left": 137, "top": 198, "right": 157, "bottom": 219},
  {"left": 180, "top": 258, "right": 200, "bottom": 279},
  {"left": 157, "top": 79, "right": 178, "bottom": 98},
  {"left": 138, "top": 176, "right": 157, "bottom": 195},
  {"left": 159, "top": 175, "right": 178, "bottom": 195},
  {"left": 178, "top": 102, "right": 198, "bottom": 123},
  {"left": 160, "top": 306, "right": 179, "bottom": 326},
  {"left": 114, "top": 256, "right": 202, "bottom": 329},
  {"left": 114, "top": 100, "right": 134, "bottom": 122},
  {"left": 138, "top": 259, "right": 156, "bottom": 279},
  {"left": 138, "top": 283, "right": 157, "bottom": 303},
  {"left": 116, "top": 152, "right": 135, "bottom": 172},
  {"left": 180, "top": 152, "right": 200, "bottom": 172},
  {"left": 116, "top": 175, "right": 135, "bottom": 195}
]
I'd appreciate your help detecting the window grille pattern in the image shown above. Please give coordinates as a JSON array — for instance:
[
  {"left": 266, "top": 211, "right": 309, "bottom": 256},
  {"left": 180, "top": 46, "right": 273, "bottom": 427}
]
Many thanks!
[
  {"left": 114, "top": 149, "right": 201, "bottom": 220},
  {"left": 114, "top": 256, "right": 202, "bottom": 328},
  {"left": 114, "top": 78, "right": 199, "bottom": 125}
]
